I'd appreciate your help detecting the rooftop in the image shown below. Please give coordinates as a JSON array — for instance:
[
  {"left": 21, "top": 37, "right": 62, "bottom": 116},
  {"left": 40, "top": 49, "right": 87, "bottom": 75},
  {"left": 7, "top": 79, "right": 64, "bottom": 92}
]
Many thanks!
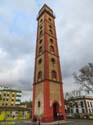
[
  {"left": 68, "top": 96, "right": 93, "bottom": 101},
  {"left": 0, "top": 86, "right": 22, "bottom": 93},
  {"left": 37, "top": 4, "right": 55, "bottom": 20}
]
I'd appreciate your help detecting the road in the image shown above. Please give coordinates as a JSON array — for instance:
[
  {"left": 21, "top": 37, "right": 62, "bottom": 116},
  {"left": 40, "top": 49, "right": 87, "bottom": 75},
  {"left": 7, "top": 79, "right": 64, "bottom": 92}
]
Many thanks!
[
  {"left": 62, "top": 120, "right": 93, "bottom": 125},
  {"left": 0, "top": 120, "right": 93, "bottom": 125}
]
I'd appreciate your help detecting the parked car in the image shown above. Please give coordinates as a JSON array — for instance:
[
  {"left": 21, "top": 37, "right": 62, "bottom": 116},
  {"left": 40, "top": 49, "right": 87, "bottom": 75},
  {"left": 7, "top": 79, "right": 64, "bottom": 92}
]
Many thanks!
[
  {"left": 83, "top": 114, "right": 93, "bottom": 119},
  {"left": 66, "top": 113, "right": 75, "bottom": 119},
  {"left": 89, "top": 114, "right": 93, "bottom": 119}
]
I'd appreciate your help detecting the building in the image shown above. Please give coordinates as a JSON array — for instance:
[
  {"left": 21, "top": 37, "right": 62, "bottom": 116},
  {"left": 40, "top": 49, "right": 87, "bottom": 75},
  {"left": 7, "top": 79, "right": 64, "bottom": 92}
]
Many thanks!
[
  {"left": 66, "top": 96, "right": 93, "bottom": 115},
  {"left": 0, "top": 86, "right": 22, "bottom": 107},
  {"left": 32, "top": 4, "right": 66, "bottom": 122},
  {"left": 0, "top": 106, "right": 31, "bottom": 121}
]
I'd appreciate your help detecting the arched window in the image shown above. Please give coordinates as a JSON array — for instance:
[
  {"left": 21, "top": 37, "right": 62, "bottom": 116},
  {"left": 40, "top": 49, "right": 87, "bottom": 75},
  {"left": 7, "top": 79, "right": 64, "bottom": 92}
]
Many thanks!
[
  {"left": 38, "top": 71, "right": 42, "bottom": 81},
  {"left": 48, "top": 18, "right": 51, "bottom": 22},
  {"left": 39, "top": 46, "right": 42, "bottom": 53},
  {"left": 49, "top": 29, "right": 53, "bottom": 34},
  {"left": 40, "top": 19, "right": 42, "bottom": 23},
  {"left": 39, "top": 39, "right": 42, "bottom": 44},
  {"left": 51, "top": 58, "right": 55, "bottom": 64},
  {"left": 50, "top": 39, "right": 53, "bottom": 44},
  {"left": 40, "top": 25, "right": 42, "bottom": 29},
  {"left": 52, "top": 70, "right": 57, "bottom": 80},
  {"left": 40, "top": 30, "right": 43, "bottom": 36},
  {"left": 50, "top": 46, "right": 54, "bottom": 53},
  {"left": 38, "top": 58, "right": 42, "bottom": 64},
  {"left": 49, "top": 25, "right": 52, "bottom": 29}
]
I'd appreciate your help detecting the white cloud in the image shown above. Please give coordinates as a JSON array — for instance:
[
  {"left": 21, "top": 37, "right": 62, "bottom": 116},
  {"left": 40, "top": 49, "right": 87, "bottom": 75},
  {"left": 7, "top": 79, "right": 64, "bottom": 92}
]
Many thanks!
[{"left": 0, "top": 0, "right": 93, "bottom": 100}]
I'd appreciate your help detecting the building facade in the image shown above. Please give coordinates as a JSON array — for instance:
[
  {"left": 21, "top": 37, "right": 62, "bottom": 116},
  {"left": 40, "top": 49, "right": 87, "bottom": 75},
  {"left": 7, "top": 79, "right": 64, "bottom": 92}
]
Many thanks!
[
  {"left": 67, "top": 96, "right": 93, "bottom": 115},
  {"left": 0, "top": 86, "right": 22, "bottom": 107},
  {"left": 0, "top": 106, "right": 31, "bottom": 121},
  {"left": 32, "top": 4, "right": 66, "bottom": 122}
]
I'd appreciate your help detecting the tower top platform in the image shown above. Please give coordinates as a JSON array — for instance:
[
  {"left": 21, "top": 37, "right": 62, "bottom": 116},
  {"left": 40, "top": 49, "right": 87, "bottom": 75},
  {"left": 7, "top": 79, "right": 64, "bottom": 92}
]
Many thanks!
[{"left": 37, "top": 4, "right": 55, "bottom": 20}]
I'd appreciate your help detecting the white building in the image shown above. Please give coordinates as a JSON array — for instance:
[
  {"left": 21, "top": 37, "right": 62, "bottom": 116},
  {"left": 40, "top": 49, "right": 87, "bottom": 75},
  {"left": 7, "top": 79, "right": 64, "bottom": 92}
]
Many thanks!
[{"left": 68, "top": 96, "right": 93, "bottom": 114}]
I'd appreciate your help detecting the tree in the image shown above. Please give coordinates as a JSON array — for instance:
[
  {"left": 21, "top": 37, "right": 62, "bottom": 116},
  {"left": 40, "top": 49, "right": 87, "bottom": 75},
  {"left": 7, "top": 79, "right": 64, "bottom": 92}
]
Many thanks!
[
  {"left": 73, "top": 63, "right": 93, "bottom": 94},
  {"left": 65, "top": 90, "right": 81, "bottom": 101},
  {"left": 21, "top": 100, "right": 32, "bottom": 108},
  {"left": 64, "top": 89, "right": 81, "bottom": 114}
]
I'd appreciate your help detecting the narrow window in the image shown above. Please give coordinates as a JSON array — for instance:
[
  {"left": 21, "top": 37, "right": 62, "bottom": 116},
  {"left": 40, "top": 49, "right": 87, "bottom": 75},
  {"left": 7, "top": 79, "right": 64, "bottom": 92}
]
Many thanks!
[
  {"left": 40, "top": 30, "right": 43, "bottom": 36},
  {"left": 48, "top": 18, "right": 51, "bottom": 21},
  {"left": 52, "top": 70, "right": 57, "bottom": 79},
  {"left": 38, "top": 59, "right": 42, "bottom": 64},
  {"left": 39, "top": 46, "right": 42, "bottom": 53},
  {"left": 82, "top": 109, "right": 85, "bottom": 113},
  {"left": 50, "top": 39, "right": 53, "bottom": 44},
  {"left": 38, "top": 71, "right": 42, "bottom": 81},
  {"left": 49, "top": 25, "right": 52, "bottom": 29},
  {"left": 80, "top": 101, "right": 84, "bottom": 107},
  {"left": 50, "top": 46, "right": 54, "bottom": 53},
  {"left": 40, "top": 25, "right": 42, "bottom": 29},
  {"left": 49, "top": 29, "right": 53, "bottom": 34},
  {"left": 76, "top": 108, "right": 79, "bottom": 113},
  {"left": 40, "top": 19, "right": 42, "bottom": 23},
  {"left": 38, "top": 101, "right": 40, "bottom": 107},
  {"left": 39, "top": 39, "right": 42, "bottom": 44},
  {"left": 51, "top": 58, "right": 55, "bottom": 64}
]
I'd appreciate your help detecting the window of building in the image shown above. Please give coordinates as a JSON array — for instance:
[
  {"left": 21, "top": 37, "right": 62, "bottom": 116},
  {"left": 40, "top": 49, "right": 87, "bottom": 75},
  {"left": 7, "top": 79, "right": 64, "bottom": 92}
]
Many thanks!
[
  {"left": 50, "top": 46, "right": 54, "bottom": 53},
  {"left": 80, "top": 101, "right": 84, "bottom": 107},
  {"left": 12, "top": 99, "right": 14, "bottom": 101},
  {"left": 49, "top": 29, "right": 53, "bottom": 34},
  {"left": 38, "top": 101, "right": 41, "bottom": 108},
  {"left": 40, "top": 30, "right": 43, "bottom": 36},
  {"left": 49, "top": 25, "right": 52, "bottom": 29},
  {"left": 48, "top": 18, "right": 51, "bottom": 22},
  {"left": 50, "top": 39, "right": 53, "bottom": 44},
  {"left": 89, "top": 109, "right": 91, "bottom": 113},
  {"left": 3, "top": 98, "right": 5, "bottom": 101},
  {"left": 40, "top": 25, "right": 42, "bottom": 29},
  {"left": 82, "top": 108, "right": 85, "bottom": 113},
  {"left": 40, "top": 19, "right": 42, "bottom": 23},
  {"left": 39, "top": 46, "right": 42, "bottom": 53},
  {"left": 39, "top": 39, "right": 42, "bottom": 44},
  {"left": 71, "top": 109, "right": 73, "bottom": 113},
  {"left": 76, "top": 103, "right": 78, "bottom": 108},
  {"left": 51, "top": 58, "right": 55, "bottom": 64},
  {"left": 12, "top": 94, "right": 15, "bottom": 97},
  {"left": 76, "top": 108, "right": 79, "bottom": 113},
  {"left": 38, "top": 71, "right": 42, "bottom": 81},
  {"left": 52, "top": 70, "right": 57, "bottom": 80},
  {"left": 38, "top": 58, "right": 42, "bottom": 64}
]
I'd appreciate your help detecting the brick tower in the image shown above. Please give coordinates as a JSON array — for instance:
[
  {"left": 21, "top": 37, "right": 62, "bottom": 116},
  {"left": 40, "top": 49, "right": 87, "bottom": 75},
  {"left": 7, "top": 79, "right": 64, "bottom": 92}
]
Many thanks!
[{"left": 32, "top": 4, "right": 66, "bottom": 122}]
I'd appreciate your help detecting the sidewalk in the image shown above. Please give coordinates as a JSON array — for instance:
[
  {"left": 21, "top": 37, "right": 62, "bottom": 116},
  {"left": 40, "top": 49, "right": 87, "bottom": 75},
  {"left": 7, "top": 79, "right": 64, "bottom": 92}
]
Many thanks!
[{"left": 23, "top": 120, "right": 74, "bottom": 125}]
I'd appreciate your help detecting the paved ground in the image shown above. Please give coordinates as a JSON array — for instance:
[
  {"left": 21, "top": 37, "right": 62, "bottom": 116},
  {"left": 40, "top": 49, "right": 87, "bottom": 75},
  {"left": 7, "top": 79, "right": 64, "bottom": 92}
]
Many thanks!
[
  {"left": 61, "top": 120, "right": 93, "bottom": 125},
  {"left": 0, "top": 120, "right": 93, "bottom": 125}
]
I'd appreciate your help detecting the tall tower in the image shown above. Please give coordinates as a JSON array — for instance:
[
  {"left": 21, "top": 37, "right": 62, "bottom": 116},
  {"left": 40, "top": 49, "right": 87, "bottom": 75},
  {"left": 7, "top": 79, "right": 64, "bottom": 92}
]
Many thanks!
[{"left": 32, "top": 4, "right": 66, "bottom": 122}]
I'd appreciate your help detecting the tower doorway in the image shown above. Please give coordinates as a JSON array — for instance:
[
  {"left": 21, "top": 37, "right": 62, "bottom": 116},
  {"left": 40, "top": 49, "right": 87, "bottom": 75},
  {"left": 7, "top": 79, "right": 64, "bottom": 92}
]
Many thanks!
[{"left": 53, "top": 102, "right": 59, "bottom": 120}]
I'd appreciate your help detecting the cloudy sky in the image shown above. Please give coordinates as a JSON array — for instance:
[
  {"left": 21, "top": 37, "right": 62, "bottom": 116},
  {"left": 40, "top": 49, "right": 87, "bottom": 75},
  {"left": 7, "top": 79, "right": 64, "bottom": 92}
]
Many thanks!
[{"left": 0, "top": 0, "right": 93, "bottom": 101}]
